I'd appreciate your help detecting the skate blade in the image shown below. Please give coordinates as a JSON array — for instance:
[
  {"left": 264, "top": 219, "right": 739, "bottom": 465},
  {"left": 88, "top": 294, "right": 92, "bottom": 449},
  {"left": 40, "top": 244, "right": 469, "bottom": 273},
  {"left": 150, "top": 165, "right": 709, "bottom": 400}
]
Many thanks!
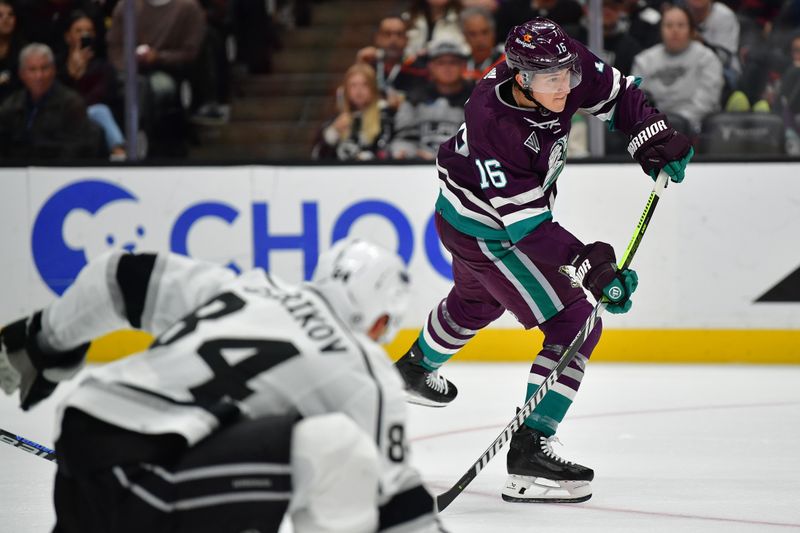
[
  {"left": 404, "top": 391, "right": 450, "bottom": 408},
  {"left": 501, "top": 474, "right": 592, "bottom": 503}
]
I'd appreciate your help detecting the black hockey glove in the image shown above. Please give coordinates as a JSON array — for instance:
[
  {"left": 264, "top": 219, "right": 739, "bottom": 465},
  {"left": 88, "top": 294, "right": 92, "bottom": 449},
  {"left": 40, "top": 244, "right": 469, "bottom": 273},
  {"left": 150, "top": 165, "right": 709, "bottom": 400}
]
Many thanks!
[
  {"left": 628, "top": 113, "right": 694, "bottom": 183},
  {"left": 562, "top": 242, "right": 638, "bottom": 314},
  {"left": 0, "top": 312, "right": 89, "bottom": 410}
]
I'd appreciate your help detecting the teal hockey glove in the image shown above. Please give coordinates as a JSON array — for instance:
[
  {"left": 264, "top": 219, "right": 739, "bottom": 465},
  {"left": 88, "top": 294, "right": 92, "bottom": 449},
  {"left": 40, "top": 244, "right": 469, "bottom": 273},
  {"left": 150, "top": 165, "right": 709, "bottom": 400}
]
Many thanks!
[
  {"left": 564, "top": 242, "right": 639, "bottom": 314},
  {"left": 602, "top": 269, "right": 638, "bottom": 314}
]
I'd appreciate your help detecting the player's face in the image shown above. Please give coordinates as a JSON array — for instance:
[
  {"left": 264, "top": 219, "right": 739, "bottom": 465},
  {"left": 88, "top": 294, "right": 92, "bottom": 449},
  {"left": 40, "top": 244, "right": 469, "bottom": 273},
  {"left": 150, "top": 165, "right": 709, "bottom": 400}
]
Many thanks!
[
  {"left": 661, "top": 8, "right": 692, "bottom": 54},
  {"left": 345, "top": 72, "right": 373, "bottom": 110},
  {"left": 531, "top": 69, "right": 571, "bottom": 112}
]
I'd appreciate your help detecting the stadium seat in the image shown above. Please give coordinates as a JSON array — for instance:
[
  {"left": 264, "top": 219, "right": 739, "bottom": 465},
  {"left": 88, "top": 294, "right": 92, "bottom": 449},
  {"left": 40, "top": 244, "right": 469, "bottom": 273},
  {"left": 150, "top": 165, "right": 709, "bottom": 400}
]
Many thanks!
[{"left": 699, "top": 112, "right": 785, "bottom": 155}]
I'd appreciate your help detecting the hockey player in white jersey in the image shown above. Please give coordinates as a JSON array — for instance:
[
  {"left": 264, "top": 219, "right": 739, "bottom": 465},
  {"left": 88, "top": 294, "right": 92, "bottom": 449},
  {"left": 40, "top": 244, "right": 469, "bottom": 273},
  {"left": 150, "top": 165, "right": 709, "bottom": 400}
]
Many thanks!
[{"left": 0, "top": 239, "right": 445, "bottom": 533}]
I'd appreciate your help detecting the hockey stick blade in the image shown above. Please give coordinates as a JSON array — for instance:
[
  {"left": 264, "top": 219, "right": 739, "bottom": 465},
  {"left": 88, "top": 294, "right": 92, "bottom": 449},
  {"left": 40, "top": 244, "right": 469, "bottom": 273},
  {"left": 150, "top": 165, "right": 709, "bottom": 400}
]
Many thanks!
[
  {"left": 0, "top": 427, "right": 57, "bottom": 463},
  {"left": 436, "top": 171, "right": 669, "bottom": 512}
]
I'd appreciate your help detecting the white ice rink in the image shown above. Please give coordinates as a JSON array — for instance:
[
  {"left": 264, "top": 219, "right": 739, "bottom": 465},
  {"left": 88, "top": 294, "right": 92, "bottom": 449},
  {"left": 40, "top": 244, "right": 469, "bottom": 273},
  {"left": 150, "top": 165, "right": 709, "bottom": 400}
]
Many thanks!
[{"left": 2, "top": 363, "right": 799, "bottom": 532}]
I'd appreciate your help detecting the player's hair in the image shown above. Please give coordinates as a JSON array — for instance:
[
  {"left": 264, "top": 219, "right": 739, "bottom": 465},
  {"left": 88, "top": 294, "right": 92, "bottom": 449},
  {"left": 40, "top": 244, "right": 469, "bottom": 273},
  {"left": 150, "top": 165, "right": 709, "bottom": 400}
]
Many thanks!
[{"left": 340, "top": 63, "right": 383, "bottom": 145}]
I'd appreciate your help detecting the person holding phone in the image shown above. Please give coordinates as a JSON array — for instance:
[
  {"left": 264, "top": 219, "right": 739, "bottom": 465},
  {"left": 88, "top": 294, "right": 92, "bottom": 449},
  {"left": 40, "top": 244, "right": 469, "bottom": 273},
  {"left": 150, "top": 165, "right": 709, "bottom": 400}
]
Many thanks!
[{"left": 59, "top": 10, "right": 127, "bottom": 160}]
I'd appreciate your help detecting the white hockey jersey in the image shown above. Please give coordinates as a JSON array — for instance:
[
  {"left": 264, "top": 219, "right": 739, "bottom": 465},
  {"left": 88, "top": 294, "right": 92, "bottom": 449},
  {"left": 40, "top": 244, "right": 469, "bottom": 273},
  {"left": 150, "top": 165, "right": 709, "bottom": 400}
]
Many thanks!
[{"left": 40, "top": 251, "right": 424, "bottom": 510}]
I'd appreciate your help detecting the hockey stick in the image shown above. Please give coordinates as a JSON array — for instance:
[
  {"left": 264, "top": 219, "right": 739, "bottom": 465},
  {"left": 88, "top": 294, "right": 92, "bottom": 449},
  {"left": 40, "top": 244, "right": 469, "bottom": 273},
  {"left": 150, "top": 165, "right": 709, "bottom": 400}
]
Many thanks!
[
  {"left": 0, "top": 427, "right": 57, "bottom": 463},
  {"left": 436, "top": 171, "right": 669, "bottom": 511}
]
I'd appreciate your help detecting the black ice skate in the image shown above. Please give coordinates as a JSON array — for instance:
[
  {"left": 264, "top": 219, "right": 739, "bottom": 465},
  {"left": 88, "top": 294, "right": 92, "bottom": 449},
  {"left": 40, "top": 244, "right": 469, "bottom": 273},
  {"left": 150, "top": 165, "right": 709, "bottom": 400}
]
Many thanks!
[
  {"left": 502, "top": 425, "right": 593, "bottom": 503},
  {"left": 394, "top": 341, "right": 457, "bottom": 407}
]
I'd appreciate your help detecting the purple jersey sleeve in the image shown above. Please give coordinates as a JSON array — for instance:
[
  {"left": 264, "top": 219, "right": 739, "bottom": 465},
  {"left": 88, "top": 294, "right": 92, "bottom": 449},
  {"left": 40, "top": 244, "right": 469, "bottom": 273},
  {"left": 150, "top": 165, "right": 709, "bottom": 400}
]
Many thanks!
[{"left": 573, "top": 40, "right": 657, "bottom": 134}]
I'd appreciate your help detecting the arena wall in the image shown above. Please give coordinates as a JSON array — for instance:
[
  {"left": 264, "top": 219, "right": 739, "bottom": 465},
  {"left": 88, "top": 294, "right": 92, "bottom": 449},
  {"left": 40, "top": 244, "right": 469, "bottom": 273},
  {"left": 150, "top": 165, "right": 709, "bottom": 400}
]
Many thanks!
[{"left": 1, "top": 163, "right": 797, "bottom": 363}]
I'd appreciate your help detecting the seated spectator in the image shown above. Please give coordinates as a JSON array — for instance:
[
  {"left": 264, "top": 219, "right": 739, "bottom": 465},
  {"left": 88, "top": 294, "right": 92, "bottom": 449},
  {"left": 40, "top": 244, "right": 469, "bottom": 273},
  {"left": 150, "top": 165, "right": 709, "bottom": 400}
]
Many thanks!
[
  {"left": 686, "top": 0, "right": 741, "bottom": 88},
  {"left": 460, "top": 6, "right": 503, "bottom": 81},
  {"left": 0, "top": 43, "right": 100, "bottom": 159},
  {"left": 618, "top": 0, "right": 661, "bottom": 49},
  {"left": 403, "top": 0, "right": 467, "bottom": 58},
  {"left": 189, "top": 0, "right": 233, "bottom": 124},
  {"left": 494, "top": 0, "right": 583, "bottom": 44},
  {"left": 16, "top": 0, "right": 107, "bottom": 59},
  {"left": 59, "top": 11, "right": 126, "bottom": 160},
  {"left": 577, "top": 0, "right": 642, "bottom": 75},
  {"left": 0, "top": 0, "right": 25, "bottom": 104},
  {"left": 312, "top": 63, "right": 393, "bottom": 161},
  {"left": 736, "top": 2, "right": 797, "bottom": 107},
  {"left": 356, "top": 14, "right": 428, "bottom": 110},
  {"left": 107, "top": 0, "right": 206, "bottom": 156},
  {"left": 390, "top": 39, "right": 473, "bottom": 160},
  {"left": 631, "top": 5, "right": 723, "bottom": 134}
]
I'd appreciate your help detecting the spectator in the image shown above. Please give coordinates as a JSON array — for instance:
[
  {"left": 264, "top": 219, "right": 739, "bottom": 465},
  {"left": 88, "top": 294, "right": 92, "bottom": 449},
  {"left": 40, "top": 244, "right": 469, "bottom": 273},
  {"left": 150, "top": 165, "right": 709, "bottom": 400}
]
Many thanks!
[
  {"left": 686, "top": 0, "right": 741, "bottom": 86},
  {"left": 0, "top": 43, "right": 100, "bottom": 159},
  {"left": 59, "top": 11, "right": 126, "bottom": 160},
  {"left": 312, "top": 63, "right": 393, "bottom": 161},
  {"left": 391, "top": 39, "right": 473, "bottom": 160},
  {"left": 460, "top": 6, "right": 503, "bottom": 81},
  {"left": 631, "top": 5, "right": 724, "bottom": 134},
  {"left": 403, "top": 0, "right": 467, "bottom": 58},
  {"left": 0, "top": 0, "right": 25, "bottom": 103},
  {"left": 494, "top": 0, "right": 583, "bottom": 44},
  {"left": 617, "top": 0, "right": 661, "bottom": 49},
  {"left": 577, "top": 0, "right": 642, "bottom": 75},
  {"left": 189, "top": 0, "right": 233, "bottom": 124},
  {"left": 16, "top": 0, "right": 106, "bottom": 59},
  {"left": 107, "top": 0, "right": 206, "bottom": 156},
  {"left": 356, "top": 14, "right": 428, "bottom": 109}
]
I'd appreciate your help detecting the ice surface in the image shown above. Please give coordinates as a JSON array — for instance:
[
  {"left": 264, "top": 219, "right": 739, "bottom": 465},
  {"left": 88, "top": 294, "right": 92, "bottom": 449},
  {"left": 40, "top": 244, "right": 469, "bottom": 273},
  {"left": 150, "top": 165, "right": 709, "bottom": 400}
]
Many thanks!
[{"left": 2, "top": 363, "right": 799, "bottom": 532}]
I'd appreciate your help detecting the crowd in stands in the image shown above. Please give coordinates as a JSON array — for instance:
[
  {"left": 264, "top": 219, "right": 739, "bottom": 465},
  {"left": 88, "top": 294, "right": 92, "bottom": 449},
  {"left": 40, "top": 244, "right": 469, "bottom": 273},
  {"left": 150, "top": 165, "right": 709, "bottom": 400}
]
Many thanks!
[
  {"left": 0, "top": 0, "right": 799, "bottom": 161},
  {"left": 0, "top": 0, "right": 305, "bottom": 160},
  {"left": 315, "top": 0, "right": 800, "bottom": 161}
]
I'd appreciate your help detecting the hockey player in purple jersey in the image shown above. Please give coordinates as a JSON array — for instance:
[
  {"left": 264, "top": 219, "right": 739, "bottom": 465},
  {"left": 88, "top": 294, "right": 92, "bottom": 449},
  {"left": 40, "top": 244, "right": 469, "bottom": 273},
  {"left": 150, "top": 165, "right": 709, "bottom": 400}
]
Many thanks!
[{"left": 395, "top": 18, "right": 694, "bottom": 503}]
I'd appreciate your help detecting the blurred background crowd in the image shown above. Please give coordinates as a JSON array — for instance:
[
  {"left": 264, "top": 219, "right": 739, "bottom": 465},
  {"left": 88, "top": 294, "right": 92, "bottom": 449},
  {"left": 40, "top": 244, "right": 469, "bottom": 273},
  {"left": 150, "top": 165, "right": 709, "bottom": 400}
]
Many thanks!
[{"left": 0, "top": 0, "right": 798, "bottom": 162}]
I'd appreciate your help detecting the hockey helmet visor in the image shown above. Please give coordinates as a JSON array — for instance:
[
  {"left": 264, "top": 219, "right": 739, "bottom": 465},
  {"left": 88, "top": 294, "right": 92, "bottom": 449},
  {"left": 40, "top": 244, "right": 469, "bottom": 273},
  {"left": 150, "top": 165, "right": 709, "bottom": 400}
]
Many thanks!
[{"left": 519, "top": 63, "right": 581, "bottom": 94}]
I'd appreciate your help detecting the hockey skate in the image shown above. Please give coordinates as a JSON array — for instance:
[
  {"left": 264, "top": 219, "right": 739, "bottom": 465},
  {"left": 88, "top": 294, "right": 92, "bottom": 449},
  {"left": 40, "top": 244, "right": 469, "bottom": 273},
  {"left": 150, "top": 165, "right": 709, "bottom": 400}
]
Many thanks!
[
  {"left": 394, "top": 341, "right": 457, "bottom": 407},
  {"left": 502, "top": 425, "right": 593, "bottom": 503}
]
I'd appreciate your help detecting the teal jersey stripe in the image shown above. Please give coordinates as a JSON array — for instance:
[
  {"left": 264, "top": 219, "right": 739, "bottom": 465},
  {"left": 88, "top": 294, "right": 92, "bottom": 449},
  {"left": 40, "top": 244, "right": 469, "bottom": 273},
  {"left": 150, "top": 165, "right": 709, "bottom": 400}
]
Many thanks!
[
  {"left": 435, "top": 193, "right": 510, "bottom": 240},
  {"left": 483, "top": 240, "right": 560, "bottom": 320},
  {"left": 436, "top": 192, "right": 553, "bottom": 244},
  {"left": 505, "top": 211, "right": 553, "bottom": 243}
]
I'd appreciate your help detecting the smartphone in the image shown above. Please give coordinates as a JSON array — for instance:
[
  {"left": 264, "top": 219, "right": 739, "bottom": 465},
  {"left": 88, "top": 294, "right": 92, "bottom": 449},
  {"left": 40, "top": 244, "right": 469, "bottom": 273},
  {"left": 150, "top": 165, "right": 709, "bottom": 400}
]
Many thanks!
[{"left": 80, "top": 35, "right": 94, "bottom": 49}]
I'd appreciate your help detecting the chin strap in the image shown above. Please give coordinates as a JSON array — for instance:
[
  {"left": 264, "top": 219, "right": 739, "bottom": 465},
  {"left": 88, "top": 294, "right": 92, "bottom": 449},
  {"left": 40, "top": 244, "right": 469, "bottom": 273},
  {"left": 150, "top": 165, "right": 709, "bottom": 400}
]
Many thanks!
[{"left": 513, "top": 76, "right": 546, "bottom": 109}]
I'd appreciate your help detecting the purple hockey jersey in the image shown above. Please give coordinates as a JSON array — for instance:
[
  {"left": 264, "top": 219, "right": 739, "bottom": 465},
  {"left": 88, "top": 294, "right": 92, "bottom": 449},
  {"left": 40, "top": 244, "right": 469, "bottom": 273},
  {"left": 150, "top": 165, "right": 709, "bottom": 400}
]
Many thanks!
[{"left": 435, "top": 40, "right": 656, "bottom": 243}]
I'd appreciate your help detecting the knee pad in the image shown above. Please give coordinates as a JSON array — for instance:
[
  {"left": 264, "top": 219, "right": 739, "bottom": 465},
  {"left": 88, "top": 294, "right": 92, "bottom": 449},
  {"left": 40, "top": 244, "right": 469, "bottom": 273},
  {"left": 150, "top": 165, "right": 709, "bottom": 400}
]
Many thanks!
[{"left": 540, "top": 298, "right": 602, "bottom": 358}]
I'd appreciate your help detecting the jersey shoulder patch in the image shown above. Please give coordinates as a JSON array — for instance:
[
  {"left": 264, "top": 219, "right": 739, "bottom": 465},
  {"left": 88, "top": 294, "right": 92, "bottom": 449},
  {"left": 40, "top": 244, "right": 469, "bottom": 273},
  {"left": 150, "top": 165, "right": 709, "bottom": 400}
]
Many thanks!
[{"left": 524, "top": 131, "right": 540, "bottom": 153}]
